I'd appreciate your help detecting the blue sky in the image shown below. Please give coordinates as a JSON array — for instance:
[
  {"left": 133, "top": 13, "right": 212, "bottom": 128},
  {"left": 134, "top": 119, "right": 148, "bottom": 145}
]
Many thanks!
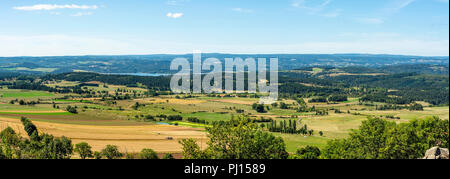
[{"left": 0, "top": 0, "right": 448, "bottom": 56}]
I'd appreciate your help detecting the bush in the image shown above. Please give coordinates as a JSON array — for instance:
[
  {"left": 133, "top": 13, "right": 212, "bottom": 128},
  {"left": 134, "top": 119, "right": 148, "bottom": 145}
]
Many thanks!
[
  {"left": 94, "top": 151, "right": 102, "bottom": 159},
  {"left": 0, "top": 127, "right": 20, "bottom": 145},
  {"left": 163, "top": 153, "right": 174, "bottom": 159},
  {"left": 328, "top": 95, "right": 347, "bottom": 102},
  {"left": 309, "top": 97, "right": 327, "bottom": 103},
  {"left": 255, "top": 104, "right": 266, "bottom": 113},
  {"left": 168, "top": 115, "right": 183, "bottom": 121},
  {"left": 66, "top": 105, "right": 78, "bottom": 114},
  {"left": 279, "top": 102, "right": 289, "bottom": 109},
  {"left": 409, "top": 103, "right": 424, "bottom": 111},
  {"left": 294, "top": 146, "right": 321, "bottom": 159},
  {"left": 74, "top": 142, "right": 93, "bottom": 159},
  {"left": 101, "top": 145, "right": 123, "bottom": 159},
  {"left": 126, "top": 153, "right": 137, "bottom": 159},
  {"left": 20, "top": 117, "right": 38, "bottom": 137}
]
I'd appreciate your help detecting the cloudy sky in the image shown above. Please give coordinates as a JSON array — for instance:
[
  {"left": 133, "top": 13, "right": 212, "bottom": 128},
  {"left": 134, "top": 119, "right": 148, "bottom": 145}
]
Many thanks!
[{"left": 0, "top": 0, "right": 448, "bottom": 56}]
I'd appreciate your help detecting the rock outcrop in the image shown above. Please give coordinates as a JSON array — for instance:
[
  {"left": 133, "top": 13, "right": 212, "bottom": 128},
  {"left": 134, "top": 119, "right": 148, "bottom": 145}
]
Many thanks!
[{"left": 423, "top": 147, "right": 449, "bottom": 159}]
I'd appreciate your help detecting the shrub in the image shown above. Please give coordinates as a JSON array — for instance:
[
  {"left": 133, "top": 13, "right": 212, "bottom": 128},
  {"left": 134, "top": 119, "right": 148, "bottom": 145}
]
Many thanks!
[
  {"left": 168, "top": 115, "right": 183, "bottom": 121},
  {"left": 138, "top": 148, "right": 159, "bottom": 159},
  {"left": 328, "top": 95, "right": 347, "bottom": 102},
  {"left": 309, "top": 97, "right": 328, "bottom": 103},
  {"left": 322, "top": 117, "right": 449, "bottom": 159},
  {"left": 294, "top": 146, "right": 321, "bottom": 159},
  {"left": 66, "top": 105, "right": 78, "bottom": 114},
  {"left": 163, "top": 153, "right": 174, "bottom": 159},
  {"left": 93, "top": 151, "right": 102, "bottom": 159},
  {"left": 101, "top": 145, "right": 123, "bottom": 159},
  {"left": 74, "top": 142, "right": 93, "bottom": 159}
]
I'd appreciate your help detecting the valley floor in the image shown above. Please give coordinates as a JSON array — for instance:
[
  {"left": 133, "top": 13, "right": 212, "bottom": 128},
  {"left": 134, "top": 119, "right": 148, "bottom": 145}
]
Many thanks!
[{"left": 1, "top": 87, "right": 448, "bottom": 154}]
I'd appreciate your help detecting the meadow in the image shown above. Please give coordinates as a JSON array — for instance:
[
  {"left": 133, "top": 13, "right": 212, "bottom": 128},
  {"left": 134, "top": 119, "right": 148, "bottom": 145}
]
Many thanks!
[
  {"left": 0, "top": 89, "right": 55, "bottom": 98},
  {"left": 1, "top": 84, "right": 447, "bottom": 154}
]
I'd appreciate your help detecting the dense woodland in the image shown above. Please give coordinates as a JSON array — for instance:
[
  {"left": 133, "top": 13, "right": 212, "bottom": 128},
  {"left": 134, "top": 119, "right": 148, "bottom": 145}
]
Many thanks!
[{"left": 1, "top": 54, "right": 447, "bottom": 74}]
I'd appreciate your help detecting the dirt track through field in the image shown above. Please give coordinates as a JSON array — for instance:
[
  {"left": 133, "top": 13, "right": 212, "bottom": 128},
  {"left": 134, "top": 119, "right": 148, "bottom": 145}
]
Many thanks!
[{"left": 0, "top": 116, "right": 207, "bottom": 153}]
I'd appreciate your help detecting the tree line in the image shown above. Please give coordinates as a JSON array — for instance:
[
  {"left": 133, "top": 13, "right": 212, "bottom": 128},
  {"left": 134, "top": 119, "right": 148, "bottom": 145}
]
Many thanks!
[{"left": 0, "top": 117, "right": 174, "bottom": 159}]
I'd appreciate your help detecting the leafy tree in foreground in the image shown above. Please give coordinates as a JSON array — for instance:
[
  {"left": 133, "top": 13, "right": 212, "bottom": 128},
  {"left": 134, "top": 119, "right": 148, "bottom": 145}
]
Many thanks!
[
  {"left": 19, "top": 117, "right": 73, "bottom": 159},
  {"left": 21, "top": 117, "right": 38, "bottom": 137},
  {"left": 36, "top": 134, "right": 73, "bottom": 159},
  {"left": 179, "top": 138, "right": 206, "bottom": 159},
  {"left": 0, "top": 127, "right": 22, "bottom": 159},
  {"left": 74, "top": 142, "right": 93, "bottom": 159},
  {"left": 138, "top": 148, "right": 159, "bottom": 159},
  {"left": 93, "top": 151, "right": 102, "bottom": 159},
  {"left": 322, "top": 116, "right": 449, "bottom": 159},
  {"left": 163, "top": 153, "right": 174, "bottom": 159},
  {"left": 180, "top": 116, "right": 289, "bottom": 159},
  {"left": 101, "top": 145, "right": 123, "bottom": 159},
  {"left": 291, "top": 146, "right": 321, "bottom": 159}
]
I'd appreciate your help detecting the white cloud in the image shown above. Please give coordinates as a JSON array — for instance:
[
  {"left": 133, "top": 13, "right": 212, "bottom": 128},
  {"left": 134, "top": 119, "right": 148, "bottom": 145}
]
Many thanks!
[
  {"left": 394, "top": 0, "right": 415, "bottom": 9},
  {"left": 355, "top": 17, "right": 384, "bottom": 24},
  {"left": 167, "top": 12, "right": 184, "bottom": 18},
  {"left": 13, "top": 4, "right": 98, "bottom": 11},
  {"left": 321, "top": 9, "right": 342, "bottom": 18},
  {"left": 291, "top": 0, "right": 341, "bottom": 18},
  {"left": 166, "top": 0, "right": 190, "bottom": 6},
  {"left": 338, "top": 32, "right": 400, "bottom": 39},
  {"left": 72, "top": 12, "right": 93, "bottom": 17},
  {"left": 383, "top": 0, "right": 415, "bottom": 14},
  {"left": 232, "top": 8, "right": 254, "bottom": 13},
  {"left": 291, "top": 0, "right": 332, "bottom": 12}
]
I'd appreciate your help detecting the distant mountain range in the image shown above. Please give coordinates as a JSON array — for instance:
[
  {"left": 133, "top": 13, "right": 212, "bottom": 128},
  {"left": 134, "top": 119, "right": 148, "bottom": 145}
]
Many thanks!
[{"left": 0, "top": 54, "right": 448, "bottom": 74}]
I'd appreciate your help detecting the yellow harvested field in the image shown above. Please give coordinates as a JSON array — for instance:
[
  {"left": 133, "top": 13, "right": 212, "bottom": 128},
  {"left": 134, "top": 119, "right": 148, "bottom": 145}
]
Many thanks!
[
  {"left": 137, "top": 98, "right": 205, "bottom": 105},
  {"left": 209, "top": 99, "right": 257, "bottom": 105},
  {"left": 0, "top": 116, "right": 207, "bottom": 153}
]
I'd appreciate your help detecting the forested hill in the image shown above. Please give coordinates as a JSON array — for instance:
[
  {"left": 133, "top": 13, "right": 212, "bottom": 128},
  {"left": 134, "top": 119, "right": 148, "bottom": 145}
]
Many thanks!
[
  {"left": 3, "top": 62, "right": 447, "bottom": 105},
  {"left": 41, "top": 72, "right": 172, "bottom": 91},
  {"left": 0, "top": 54, "right": 448, "bottom": 74}
]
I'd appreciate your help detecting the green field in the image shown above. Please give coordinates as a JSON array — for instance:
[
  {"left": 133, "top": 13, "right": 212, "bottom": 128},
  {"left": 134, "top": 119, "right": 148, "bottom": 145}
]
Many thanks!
[
  {"left": 273, "top": 133, "right": 330, "bottom": 152},
  {"left": 0, "top": 81, "right": 448, "bottom": 155},
  {"left": 0, "top": 111, "right": 73, "bottom": 115},
  {"left": 0, "top": 89, "right": 55, "bottom": 98},
  {"left": 54, "top": 99, "right": 93, "bottom": 103},
  {"left": 0, "top": 104, "right": 56, "bottom": 111},
  {"left": 312, "top": 68, "right": 324, "bottom": 73}
]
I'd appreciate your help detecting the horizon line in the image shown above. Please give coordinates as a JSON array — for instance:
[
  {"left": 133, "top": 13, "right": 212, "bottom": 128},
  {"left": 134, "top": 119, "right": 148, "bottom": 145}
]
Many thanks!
[{"left": 0, "top": 52, "right": 449, "bottom": 58}]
